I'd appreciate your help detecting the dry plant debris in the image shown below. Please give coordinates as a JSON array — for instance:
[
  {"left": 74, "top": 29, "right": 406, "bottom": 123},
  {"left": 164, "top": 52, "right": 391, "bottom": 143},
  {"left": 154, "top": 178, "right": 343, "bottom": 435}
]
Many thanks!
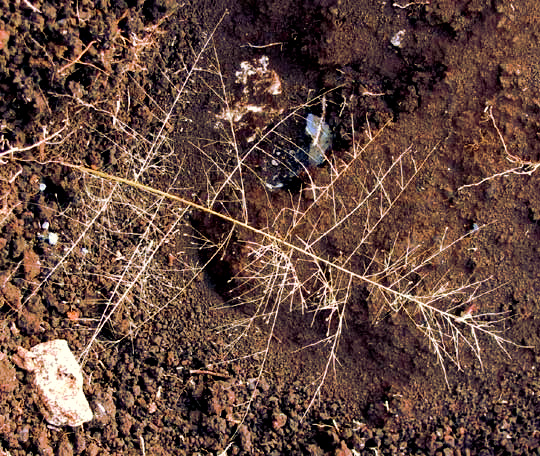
[
  {"left": 0, "top": 4, "right": 538, "bottom": 453},
  {"left": 0, "top": 18, "right": 523, "bottom": 414}
]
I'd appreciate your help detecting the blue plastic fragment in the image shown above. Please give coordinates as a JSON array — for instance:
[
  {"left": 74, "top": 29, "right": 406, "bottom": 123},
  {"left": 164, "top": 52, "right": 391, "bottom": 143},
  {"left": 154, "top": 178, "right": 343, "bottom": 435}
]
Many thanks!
[{"left": 305, "top": 114, "right": 332, "bottom": 165}]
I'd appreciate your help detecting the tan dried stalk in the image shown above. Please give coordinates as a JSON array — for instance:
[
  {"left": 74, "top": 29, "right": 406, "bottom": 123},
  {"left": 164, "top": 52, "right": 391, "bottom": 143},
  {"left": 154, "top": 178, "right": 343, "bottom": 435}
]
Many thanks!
[{"left": 2, "top": 11, "right": 524, "bottom": 425}]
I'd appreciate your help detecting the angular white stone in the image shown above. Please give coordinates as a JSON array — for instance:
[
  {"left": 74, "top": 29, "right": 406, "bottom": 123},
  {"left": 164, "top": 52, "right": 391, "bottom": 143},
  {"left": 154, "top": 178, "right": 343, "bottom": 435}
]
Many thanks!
[
  {"left": 17, "top": 340, "right": 93, "bottom": 427},
  {"left": 47, "top": 232, "right": 59, "bottom": 245}
]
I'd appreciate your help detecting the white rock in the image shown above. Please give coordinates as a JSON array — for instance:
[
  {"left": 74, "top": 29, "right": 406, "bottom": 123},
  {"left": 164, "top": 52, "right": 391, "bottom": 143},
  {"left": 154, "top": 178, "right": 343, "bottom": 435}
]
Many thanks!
[
  {"left": 17, "top": 340, "right": 93, "bottom": 427},
  {"left": 48, "top": 232, "right": 59, "bottom": 245},
  {"left": 391, "top": 30, "right": 406, "bottom": 48}
]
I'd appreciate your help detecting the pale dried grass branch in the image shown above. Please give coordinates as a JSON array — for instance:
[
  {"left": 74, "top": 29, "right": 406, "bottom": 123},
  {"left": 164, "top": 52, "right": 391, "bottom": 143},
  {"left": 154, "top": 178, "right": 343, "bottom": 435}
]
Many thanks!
[{"left": 459, "top": 105, "right": 540, "bottom": 191}]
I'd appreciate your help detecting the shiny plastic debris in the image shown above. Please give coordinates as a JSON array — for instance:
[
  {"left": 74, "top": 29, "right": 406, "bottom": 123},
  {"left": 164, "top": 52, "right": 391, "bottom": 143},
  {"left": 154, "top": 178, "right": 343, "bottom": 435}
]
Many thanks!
[
  {"left": 305, "top": 114, "right": 332, "bottom": 165},
  {"left": 263, "top": 113, "right": 333, "bottom": 190},
  {"left": 16, "top": 340, "right": 93, "bottom": 427}
]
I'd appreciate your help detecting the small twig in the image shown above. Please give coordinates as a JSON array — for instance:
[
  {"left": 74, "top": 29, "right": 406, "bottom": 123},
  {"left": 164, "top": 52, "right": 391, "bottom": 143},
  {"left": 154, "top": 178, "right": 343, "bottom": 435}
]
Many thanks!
[
  {"left": 0, "top": 165, "right": 23, "bottom": 184},
  {"left": 458, "top": 165, "right": 538, "bottom": 190},
  {"left": 393, "top": 0, "right": 429, "bottom": 8},
  {"left": 189, "top": 369, "right": 231, "bottom": 379},
  {"left": 0, "top": 124, "right": 70, "bottom": 159},
  {"left": 57, "top": 40, "right": 96, "bottom": 75},
  {"left": 22, "top": 0, "right": 41, "bottom": 13},
  {"left": 458, "top": 106, "right": 540, "bottom": 191},
  {"left": 139, "top": 436, "right": 145, "bottom": 456},
  {"left": 361, "top": 89, "right": 385, "bottom": 97},
  {"left": 241, "top": 42, "right": 284, "bottom": 50}
]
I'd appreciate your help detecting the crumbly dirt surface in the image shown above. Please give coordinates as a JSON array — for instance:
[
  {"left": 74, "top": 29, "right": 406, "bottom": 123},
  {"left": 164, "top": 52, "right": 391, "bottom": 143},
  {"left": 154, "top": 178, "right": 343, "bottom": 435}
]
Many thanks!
[{"left": 1, "top": 1, "right": 540, "bottom": 455}]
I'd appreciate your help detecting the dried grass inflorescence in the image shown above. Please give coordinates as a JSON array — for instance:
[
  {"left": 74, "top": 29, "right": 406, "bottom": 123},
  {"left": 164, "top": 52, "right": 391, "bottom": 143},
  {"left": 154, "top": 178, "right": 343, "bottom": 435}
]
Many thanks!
[{"left": 1, "top": 12, "right": 525, "bottom": 421}]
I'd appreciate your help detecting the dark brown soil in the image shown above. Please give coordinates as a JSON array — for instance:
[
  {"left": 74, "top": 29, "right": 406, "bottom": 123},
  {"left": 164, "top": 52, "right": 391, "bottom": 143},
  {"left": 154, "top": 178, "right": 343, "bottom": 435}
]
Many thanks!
[{"left": 1, "top": 0, "right": 540, "bottom": 455}]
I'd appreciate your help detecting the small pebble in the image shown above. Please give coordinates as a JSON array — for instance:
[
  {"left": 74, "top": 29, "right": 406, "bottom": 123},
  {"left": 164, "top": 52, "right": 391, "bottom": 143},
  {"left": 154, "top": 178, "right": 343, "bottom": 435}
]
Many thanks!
[{"left": 391, "top": 30, "right": 406, "bottom": 48}]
